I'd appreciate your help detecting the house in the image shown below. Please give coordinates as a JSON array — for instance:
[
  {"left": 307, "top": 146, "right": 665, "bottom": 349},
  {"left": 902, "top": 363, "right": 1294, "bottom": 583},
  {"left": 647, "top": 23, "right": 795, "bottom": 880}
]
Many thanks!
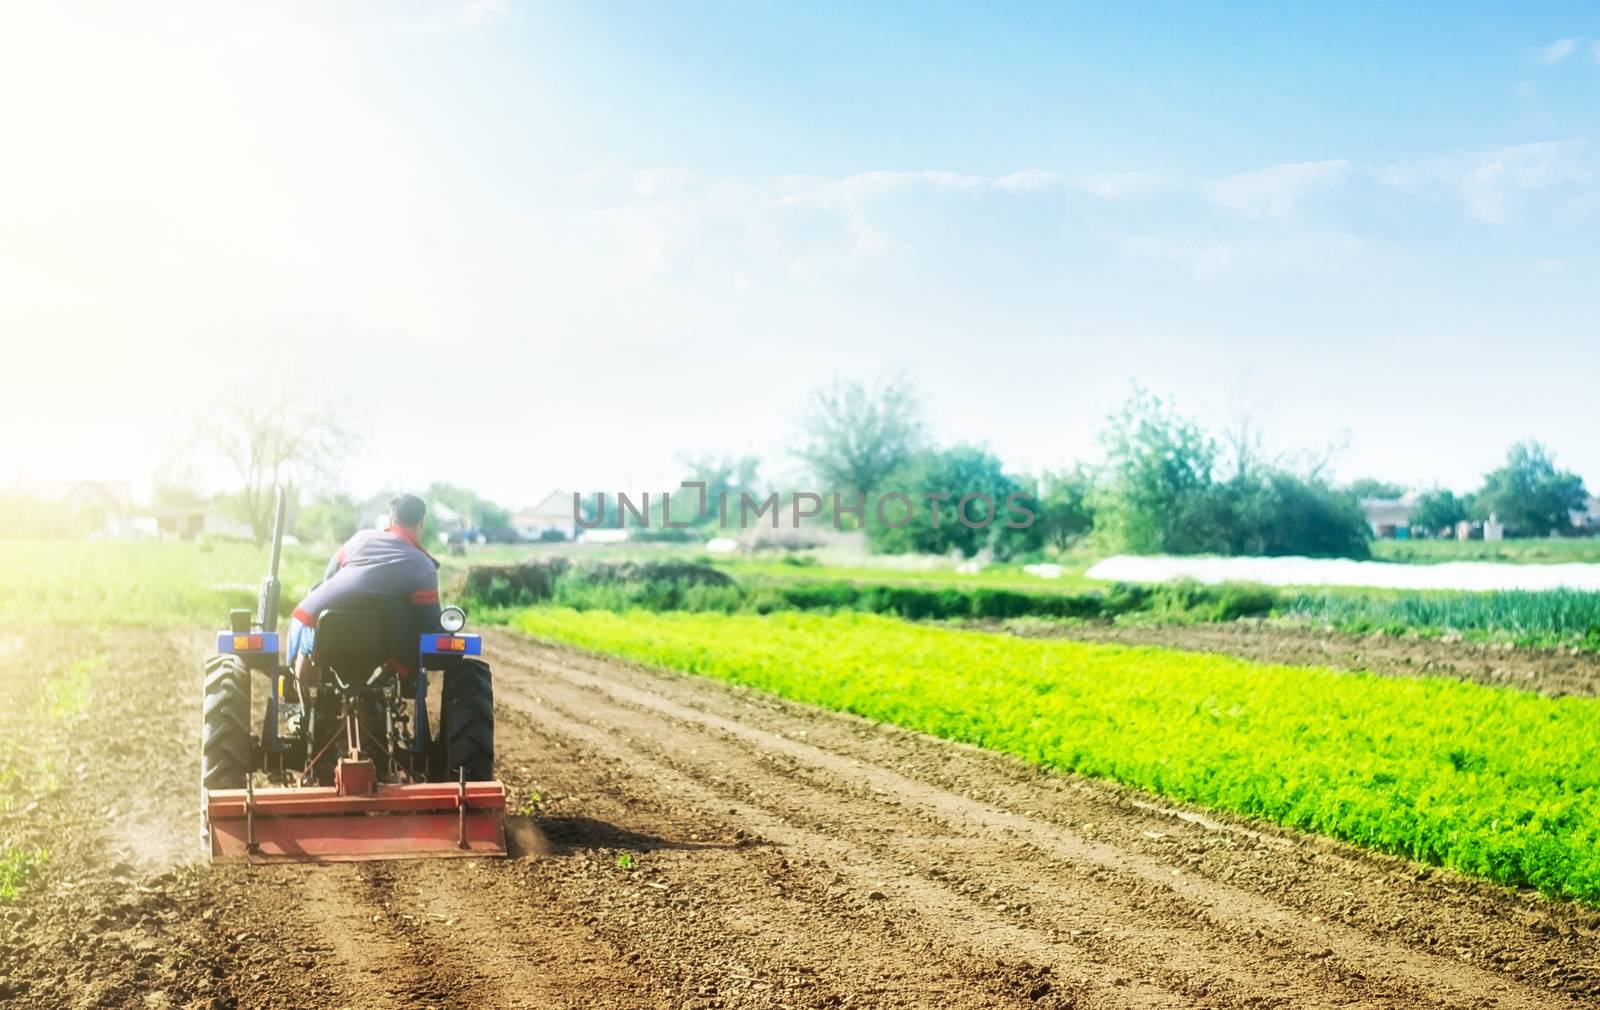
[
  {"left": 202, "top": 509, "right": 253, "bottom": 541},
  {"left": 148, "top": 506, "right": 205, "bottom": 540},
  {"left": 513, "top": 490, "right": 577, "bottom": 542},
  {"left": 12, "top": 479, "right": 132, "bottom": 516},
  {"left": 10, "top": 479, "right": 135, "bottom": 538},
  {"left": 430, "top": 501, "right": 467, "bottom": 536},
  {"left": 1358, "top": 493, "right": 1420, "bottom": 539}
]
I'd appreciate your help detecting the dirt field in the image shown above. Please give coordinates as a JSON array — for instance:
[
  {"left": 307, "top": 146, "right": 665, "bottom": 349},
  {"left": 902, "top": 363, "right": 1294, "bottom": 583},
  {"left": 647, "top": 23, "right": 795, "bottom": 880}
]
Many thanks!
[{"left": 3, "top": 625, "right": 1599, "bottom": 1009}]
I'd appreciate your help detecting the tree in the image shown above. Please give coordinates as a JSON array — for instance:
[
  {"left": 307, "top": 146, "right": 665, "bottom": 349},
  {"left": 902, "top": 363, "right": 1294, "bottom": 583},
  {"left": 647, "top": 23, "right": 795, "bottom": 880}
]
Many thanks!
[
  {"left": 1032, "top": 467, "right": 1096, "bottom": 551},
  {"left": 1343, "top": 477, "right": 1406, "bottom": 500},
  {"left": 1093, "top": 389, "right": 1369, "bottom": 558},
  {"left": 205, "top": 392, "right": 356, "bottom": 545},
  {"left": 673, "top": 453, "right": 762, "bottom": 527},
  {"left": 1411, "top": 488, "right": 1467, "bottom": 536},
  {"left": 867, "top": 445, "right": 1020, "bottom": 558},
  {"left": 295, "top": 493, "right": 365, "bottom": 545},
  {"left": 1094, "top": 389, "right": 1220, "bottom": 554},
  {"left": 425, "top": 482, "right": 516, "bottom": 542},
  {"left": 795, "top": 371, "right": 926, "bottom": 499},
  {"left": 1221, "top": 472, "right": 1370, "bottom": 558},
  {"left": 1472, "top": 441, "right": 1587, "bottom": 537}
]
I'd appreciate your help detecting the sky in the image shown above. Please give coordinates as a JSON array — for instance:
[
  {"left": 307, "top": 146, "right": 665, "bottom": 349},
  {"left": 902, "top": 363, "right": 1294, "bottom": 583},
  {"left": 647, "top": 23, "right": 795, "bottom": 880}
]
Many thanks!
[{"left": 1, "top": 1, "right": 1597, "bottom": 507}]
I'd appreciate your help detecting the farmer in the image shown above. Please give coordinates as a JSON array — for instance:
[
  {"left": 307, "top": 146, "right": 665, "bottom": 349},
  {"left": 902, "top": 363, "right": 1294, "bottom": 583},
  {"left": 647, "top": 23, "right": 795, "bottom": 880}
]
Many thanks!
[{"left": 285, "top": 493, "right": 443, "bottom": 685}]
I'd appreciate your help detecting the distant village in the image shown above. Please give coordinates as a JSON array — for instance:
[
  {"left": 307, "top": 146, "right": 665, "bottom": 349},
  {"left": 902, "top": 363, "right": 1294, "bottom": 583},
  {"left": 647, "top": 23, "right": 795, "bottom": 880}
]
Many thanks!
[
  {"left": 15, "top": 479, "right": 1600, "bottom": 549},
  {"left": 5, "top": 482, "right": 583, "bottom": 546},
  {"left": 1359, "top": 491, "right": 1600, "bottom": 542}
]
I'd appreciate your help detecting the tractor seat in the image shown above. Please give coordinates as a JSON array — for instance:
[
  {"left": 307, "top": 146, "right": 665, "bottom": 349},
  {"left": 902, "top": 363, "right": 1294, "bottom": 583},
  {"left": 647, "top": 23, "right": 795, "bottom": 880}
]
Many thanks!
[{"left": 312, "top": 608, "right": 388, "bottom": 684}]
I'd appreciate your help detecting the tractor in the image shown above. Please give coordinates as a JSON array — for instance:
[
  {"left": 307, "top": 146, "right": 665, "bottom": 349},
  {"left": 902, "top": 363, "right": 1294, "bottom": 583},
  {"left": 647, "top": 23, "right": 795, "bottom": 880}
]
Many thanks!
[{"left": 199, "top": 489, "right": 506, "bottom": 862}]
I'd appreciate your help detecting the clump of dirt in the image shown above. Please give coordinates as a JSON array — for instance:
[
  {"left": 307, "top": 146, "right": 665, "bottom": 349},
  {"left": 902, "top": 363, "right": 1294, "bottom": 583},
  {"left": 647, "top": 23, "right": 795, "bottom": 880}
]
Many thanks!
[
  {"left": 575, "top": 560, "right": 735, "bottom": 588},
  {"left": 461, "top": 558, "right": 733, "bottom": 609},
  {"left": 458, "top": 558, "right": 570, "bottom": 606},
  {"left": 504, "top": 814, "right": 551, "bottom": 858}
]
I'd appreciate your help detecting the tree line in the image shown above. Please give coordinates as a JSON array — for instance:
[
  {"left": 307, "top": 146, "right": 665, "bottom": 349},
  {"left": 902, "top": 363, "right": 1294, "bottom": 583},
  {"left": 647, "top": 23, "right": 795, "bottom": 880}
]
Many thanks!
[
  {"left": 9, "top": 379, "right": 1587, "bottom": 561},
  {"left": 737, "top": 374, "right": 1591, "bottom": 560}
]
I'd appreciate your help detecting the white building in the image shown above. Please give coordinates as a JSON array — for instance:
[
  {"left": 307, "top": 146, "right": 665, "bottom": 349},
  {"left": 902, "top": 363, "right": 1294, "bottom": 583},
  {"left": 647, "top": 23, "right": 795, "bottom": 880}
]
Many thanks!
[
  {"left": 512, "top": 490, "right": 578, "bottom": 542},
  {"left": 1483, "top": 513, "right": 1505, "bottom": 542},
  {"left": 1358, "top": 493, "right": 1421, "bottom": 538}
]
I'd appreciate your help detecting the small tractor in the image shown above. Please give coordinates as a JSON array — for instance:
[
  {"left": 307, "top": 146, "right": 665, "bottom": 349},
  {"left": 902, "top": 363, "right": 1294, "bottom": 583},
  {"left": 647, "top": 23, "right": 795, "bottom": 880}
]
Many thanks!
[{"left": 199, "top": 489, "right": 507, "bottom": 862}]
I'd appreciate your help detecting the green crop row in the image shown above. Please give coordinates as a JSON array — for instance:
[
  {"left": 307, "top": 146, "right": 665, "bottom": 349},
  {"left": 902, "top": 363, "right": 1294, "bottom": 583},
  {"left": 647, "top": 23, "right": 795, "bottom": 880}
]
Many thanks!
[
  {"left": 514, "top": 607, "right": 1600, "bottom": 903},
  {"left": 1372, "top": 538, "right": 1600, "bottom": 565},
  {"left": 467, "top": 559, "right": 1281, "bottom": 624},
  {"left": 1281, "top": 588, "right": 1600, "bottom": 647},
  {"left": 478, "top": 558, "right": 1600, "bottom": 652}
]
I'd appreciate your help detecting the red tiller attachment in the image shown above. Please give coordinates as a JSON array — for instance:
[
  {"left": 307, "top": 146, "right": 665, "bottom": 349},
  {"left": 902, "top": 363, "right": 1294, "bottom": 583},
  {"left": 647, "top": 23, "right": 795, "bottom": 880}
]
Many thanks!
[{"left": 204, "top": 763, "right": 507, "bottom": 863}]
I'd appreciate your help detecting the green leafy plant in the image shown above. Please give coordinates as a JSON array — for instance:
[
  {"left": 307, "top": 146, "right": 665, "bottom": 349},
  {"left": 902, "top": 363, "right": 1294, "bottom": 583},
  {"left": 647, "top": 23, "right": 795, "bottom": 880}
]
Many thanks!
[{"left": 0, "top": 847, "right": 47, "bottom": 901}]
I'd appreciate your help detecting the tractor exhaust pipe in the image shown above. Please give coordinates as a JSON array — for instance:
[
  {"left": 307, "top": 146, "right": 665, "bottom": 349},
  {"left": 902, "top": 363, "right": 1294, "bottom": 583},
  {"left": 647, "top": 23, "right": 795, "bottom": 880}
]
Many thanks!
[{"left": 256, "top": 486, "right": 288, "bottom": 633}]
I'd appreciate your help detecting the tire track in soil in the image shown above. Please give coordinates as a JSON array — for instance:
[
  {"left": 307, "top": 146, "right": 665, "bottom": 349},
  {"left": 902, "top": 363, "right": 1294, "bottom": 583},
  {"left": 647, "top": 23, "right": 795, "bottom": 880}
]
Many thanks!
[
  {"left": 355, "top": 857, "right": 668, "bottom": 1010},
  {"left": 503, "top": 691, "right": 1354, "bottom": 1007},
  {"left": 492, "top": 704, "right": 1116, "bottom": 1010},
  {"left": 286, "top": 864, "right": 480, "bottom": 1010},
  {"left": 495, "top": 694, "right": 1194, "bottom": 1009},
  {"left": 494, "top": 659, "right": 1412, "bottom": 1007},
  {"left": 508, "top": 652, "right": 1505, "bottom": 1006},
  {"left": 4, "top": 628, "right": 665, "bottom": 1010},
  {"left": 487, "top": 630, "right": 1599, "bottom": 1009},
  {"left": 0, "top": 629, "right": 350, "bottom": 1010}
]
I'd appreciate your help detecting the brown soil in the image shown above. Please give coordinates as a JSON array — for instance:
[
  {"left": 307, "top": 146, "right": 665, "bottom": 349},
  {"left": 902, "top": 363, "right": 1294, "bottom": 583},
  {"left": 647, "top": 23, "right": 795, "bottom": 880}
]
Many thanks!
[
  {"left": 3, "top": 625, "right": 1598, "bottom": 1009},
  {"left": 999, "top": 620, "right": 1600, "bottom": 698}
]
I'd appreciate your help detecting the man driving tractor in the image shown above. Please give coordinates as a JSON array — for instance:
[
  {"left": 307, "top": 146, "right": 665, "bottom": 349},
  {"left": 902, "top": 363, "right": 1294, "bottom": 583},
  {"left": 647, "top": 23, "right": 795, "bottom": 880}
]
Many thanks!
[
  {"left": 286, "top": 493, "right": 444, "bottom": 684},
  {"left": 200, "top": 487, "right": 506, "bottom": 862}
]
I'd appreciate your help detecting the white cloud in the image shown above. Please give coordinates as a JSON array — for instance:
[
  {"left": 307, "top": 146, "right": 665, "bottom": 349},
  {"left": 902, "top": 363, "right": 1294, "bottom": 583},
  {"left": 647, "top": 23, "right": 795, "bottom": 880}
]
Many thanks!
[
  {"left": 1453, "top": 141, "right": 1590, "bottom": 223},
  {"left": 1115, "top": 229, "right": 1366, "bottom": 280},
  {"left": 777, "top": 169, "right": 986, "bottom": 211},
  {"left": 993, "top": 169, "right": 1167, "bottom": 198},
  {"left": 1539, "top": 38, "right": 1578, "bottom": 64},
  {"left": 631, "top": 166, "right": 694, "bottom": 198},
  {"left": 1202, "top": 160, "right": 1350, "bottom": 221},
  {"left": 1382, "top": 139, "right": 1593, "bottom": 224},
  {"left": 1116, "top": 234, "right": 1236, "bottom": 279},
  {"left": 401, "top": 0, "right": 510, "bottom": 32},
  {"left": 993, "top": 169, "right": 1061, "bottom": 193},
  {"left": 580, "top": 140, "right": 1593, "bottom": 293}
]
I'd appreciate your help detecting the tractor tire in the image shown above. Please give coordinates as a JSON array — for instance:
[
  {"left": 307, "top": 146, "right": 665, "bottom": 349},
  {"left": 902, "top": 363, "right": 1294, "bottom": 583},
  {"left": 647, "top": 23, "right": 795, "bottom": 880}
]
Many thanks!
[
  {"left": 442, "top": 659, "right": 494, "bottom": 781},
  {"left": 201, "top": 654, "right": 251, "bottom": 790}
]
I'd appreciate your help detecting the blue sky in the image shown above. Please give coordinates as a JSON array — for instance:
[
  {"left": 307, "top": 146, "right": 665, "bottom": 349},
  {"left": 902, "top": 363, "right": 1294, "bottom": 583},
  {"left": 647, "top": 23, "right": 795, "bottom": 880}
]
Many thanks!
[{"left": 2, "top": 2, "right": 1598, "bottom": 505}]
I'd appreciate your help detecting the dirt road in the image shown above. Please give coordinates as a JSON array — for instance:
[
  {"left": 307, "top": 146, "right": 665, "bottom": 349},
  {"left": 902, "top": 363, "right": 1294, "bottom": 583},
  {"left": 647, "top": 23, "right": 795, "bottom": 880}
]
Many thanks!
[{"left": 3, "top": 625, "right": 1598, "bottom": 1009}]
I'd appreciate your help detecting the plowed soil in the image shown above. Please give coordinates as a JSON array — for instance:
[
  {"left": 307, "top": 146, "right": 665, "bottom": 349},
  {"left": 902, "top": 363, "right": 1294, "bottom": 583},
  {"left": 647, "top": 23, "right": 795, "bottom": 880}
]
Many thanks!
[{"left": 3, "top": 625, "right": 1598, "bottom": 1009}]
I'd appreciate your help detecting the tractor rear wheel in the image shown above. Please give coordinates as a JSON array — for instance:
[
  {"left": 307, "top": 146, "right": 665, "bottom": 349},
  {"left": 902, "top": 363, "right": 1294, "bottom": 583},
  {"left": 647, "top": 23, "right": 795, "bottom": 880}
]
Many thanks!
[
  {"left": 201, "top": 654, "right": 251, "bottom": 790},
  {"left": 442, "top": 659, "right": 494, "bottom": 781}
]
